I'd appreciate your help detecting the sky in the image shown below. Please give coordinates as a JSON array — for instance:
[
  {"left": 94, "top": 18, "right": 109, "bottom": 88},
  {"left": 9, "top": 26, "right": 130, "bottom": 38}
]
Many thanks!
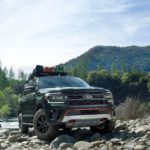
[{"left": 0, "top": 0, "right": 150, "bottom": 74}]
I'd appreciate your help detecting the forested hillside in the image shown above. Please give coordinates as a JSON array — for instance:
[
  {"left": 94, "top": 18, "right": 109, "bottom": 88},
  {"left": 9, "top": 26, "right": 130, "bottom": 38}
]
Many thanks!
[
  {"left": 65, "top": 45, "right": 150, "bottom": 72},
  {"left": 0, "top": 64, "right": 27, "bottom": 117}
]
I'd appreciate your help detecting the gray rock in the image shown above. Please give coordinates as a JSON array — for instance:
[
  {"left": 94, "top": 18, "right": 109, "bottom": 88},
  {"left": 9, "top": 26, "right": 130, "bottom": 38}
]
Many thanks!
[
  {"left": 30, "top": 138, "right": 44, "bottom": 145},
  {"left": 90, "top": 133, "right": 102, "bottom": 141},
  {"left": 28, "top": 135, "right": 37, "bottom": 141},
  {"left": 135, "top": 126, "right": 148, "bottom": 134},
  {"left": 123, "top": 143, "right": 135, "bottom": 149},
  {"left": 5, "top": 143, "right": 22, "bottom": 150},
  {"left": 17, "top": 137, "right": 28, "bottom": 142},
  {"left": 110, "top": 138, "right": 121, "bottom": 145},
  {"left": 59, "top": 142, "right": 73, "bottom": 149},
  {"left": 1, "top": 142, "right": 8, "bottom": 149},
  {"left": 134, "top": 145, "right": 146, "bottom": 150},
  {"left": 5, "top": 146, "right": 18, "bottom": 150},
  {"left": 0, "top": 133, "right": 6, "bottom": 139},
  {"left": 9, "top": 130, "right": 20, "bottom": 136},
  {"left": 21, "top": 141, "right": 28, "bottom": 145},
  {"left": 66, "top": 148, "right": 75, "bottom": 150},
  {"left": 101, "top": 145, "right": 108, "bottom": 150},
  {"left": 115, "top": 123, "right": 127, "bottom": 131},
  {"left": 91, "top": 141, "right": 102, "bottom": 147},
  {"left": 73, "top": 141, "right": 94, "bottom": 150},
  {"left": 49, "top": 134, "right": 76, "bottom": 149},
  {"left": 7, "top": 135, "right": 20, "bottom": 142},
  {"left": 0, "top": 129, "right": 10, "bottom": 136},
  {"left": 146, "top": 140, "right": 150, "bottom": 146},
  {"left": 39, "top": 148, "right": 45, "bottom": 150}
]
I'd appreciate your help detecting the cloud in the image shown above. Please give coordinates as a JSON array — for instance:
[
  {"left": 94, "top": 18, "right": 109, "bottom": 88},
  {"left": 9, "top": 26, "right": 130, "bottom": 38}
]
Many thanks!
[{"left": 0, "top": 0, "right": 150, "bottom": 73}]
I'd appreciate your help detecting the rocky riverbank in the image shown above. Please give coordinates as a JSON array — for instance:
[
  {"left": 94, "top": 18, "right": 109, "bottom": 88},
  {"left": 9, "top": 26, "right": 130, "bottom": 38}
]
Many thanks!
[{"left": 1, "top": 117, "right": 150, "bottom": 150}]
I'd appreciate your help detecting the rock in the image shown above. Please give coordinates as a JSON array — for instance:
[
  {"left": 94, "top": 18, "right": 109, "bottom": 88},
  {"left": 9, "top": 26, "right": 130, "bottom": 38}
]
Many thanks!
[
  {"left": 90, "top": 133, "right": 102, "bottom": 141},
  {"left": 110, "top": 138, "right": 121, "bottom": 145},
  {"left": 59, "top": 142, "right": 73, "bottom": 149},
  {"left": 91, "top": 141, "right": 101, "bottom": 147},
  {"left": 28, "top": 135, "right": 37, "bottom": 141},
  {"left": 5, "top": 146, "right": 19, "bottom": 150},
  {"left": 9, "top": 130, "right": 20, "bottom": 136},
  {"left": 123, "top": 143, "right": 135, "bottom": 149},
  {"left": 49, "top": 135, "right": 76, "bottom": 149},
  {"left": 0, "top": 139, "right": 3, "bottom": 143},
  {"left": 17, "top": 137, "right": 28, "bottom": 142},
  {"left": 0, "top": 129, "right": 10, "bottom": 136},
  {"left": 7, "top": 135, "right": 20, "bottom": 142},
  {"left": 39, "top": 148, "right": 45, "bottom": 150},
  {"left": 146, "top": 140, "right": 150, "bottom": 146},
  {"left": 21, "top": 141, "right": 28, "bottom": 145},
  {"left": 134, "top": 145, "right": 146, "bottom": 150},
  {"left": 135, "top": 126, "right": 148, "bottom": 134},
  {"left": 1, "top": 142, "right": 8, "bottom": 149},
  {"left": 66, "top": 148, "right": 75, "bottom": 150},
  {"left": 30, "top": 138, "right": 44, "bottom": 145},
  {"left": 106, "top": 141, "right": 112, "bottom": 147},
  {"left": 0, "top": 133, "right": 6, "bottom": 139},
  {"left": 101, "top": 145, "right": 108, "bottom": 150},
  {"left": 115, "top": 123, "right": 127, "bottom": 131},
  {"left": 73, "top": 141, "right": 94, "bottom": 150}
]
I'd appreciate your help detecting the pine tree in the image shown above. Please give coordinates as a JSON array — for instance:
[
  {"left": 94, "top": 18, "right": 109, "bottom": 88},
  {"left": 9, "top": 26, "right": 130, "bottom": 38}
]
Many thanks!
[{"left": 8, "top": 66, "right": 15, "bottom": 80}]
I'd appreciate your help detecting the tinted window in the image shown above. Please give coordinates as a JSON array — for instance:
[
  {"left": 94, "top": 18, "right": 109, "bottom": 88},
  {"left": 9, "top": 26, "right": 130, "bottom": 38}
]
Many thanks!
[{"left": 38, "top": 76, "right": 90, "bottom": 89}]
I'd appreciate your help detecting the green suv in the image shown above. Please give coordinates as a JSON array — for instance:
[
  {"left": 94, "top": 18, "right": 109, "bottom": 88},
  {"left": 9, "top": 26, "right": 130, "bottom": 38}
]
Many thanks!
[{"left": 18, "top": 65, "right": 115, "bottom": 140}]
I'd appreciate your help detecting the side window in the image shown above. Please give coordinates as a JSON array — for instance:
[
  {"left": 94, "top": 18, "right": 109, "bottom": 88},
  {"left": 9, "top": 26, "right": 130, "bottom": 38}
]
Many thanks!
[{"left": 23, "top": 78, "right": 37, "bottom": 95}]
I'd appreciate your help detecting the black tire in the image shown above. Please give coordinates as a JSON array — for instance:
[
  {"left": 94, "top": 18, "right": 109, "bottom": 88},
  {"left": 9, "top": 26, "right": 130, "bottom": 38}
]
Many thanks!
[
  {"left": 91, "top": 120, "right": 115, "bottom": 133},
  {"left": 18, "top": 113, "right": 29, "bottom": 134},
  {"left": 33, "top": 109, "right": 59, "bottom": 140}
]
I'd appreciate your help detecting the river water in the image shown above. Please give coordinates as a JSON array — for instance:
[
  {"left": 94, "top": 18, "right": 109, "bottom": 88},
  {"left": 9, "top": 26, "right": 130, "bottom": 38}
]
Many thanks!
[{"left": 0, "top": 118, "right": 19, "bottom": 129}]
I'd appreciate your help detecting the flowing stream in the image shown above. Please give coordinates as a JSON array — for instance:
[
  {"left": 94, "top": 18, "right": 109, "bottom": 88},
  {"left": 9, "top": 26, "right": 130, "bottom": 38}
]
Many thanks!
[{"left": 0, "top": 118, "right": 19, "bottom": 129}]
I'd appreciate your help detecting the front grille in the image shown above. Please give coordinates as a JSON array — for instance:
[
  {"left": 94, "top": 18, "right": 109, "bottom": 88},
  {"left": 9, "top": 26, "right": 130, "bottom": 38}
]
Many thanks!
[
  {"left": 69, "top": 100, "right": 108, "bottom": 105},
  {"left": 68, "top": 94, "right": 104, "bottom": 100},
  {"left": 68, "top": 95, "right": 83, "bottom": 100}
]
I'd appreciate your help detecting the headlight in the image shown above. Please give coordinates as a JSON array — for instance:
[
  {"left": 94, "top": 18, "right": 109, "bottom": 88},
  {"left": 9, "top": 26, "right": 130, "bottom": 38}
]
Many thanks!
[{"left": 104, "top": 90, "right": 114, "bottom": 104}]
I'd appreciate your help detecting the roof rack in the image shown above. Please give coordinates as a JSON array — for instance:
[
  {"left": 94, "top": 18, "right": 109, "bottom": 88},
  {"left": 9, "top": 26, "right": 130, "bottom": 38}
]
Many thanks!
[{"left": 29, "top": 65, "right": 67, "bottom": 79}]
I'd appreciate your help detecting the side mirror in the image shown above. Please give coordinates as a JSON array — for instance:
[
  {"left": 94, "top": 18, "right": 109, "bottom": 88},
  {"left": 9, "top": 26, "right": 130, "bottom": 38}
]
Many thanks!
[{"left": 25, "top": 86, "right": 35, "bottom": 91}]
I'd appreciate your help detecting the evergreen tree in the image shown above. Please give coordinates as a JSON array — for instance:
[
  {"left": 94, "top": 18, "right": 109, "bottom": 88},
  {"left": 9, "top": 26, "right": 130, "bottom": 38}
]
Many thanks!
[
  {"left": 18, "top": 69, "right": 27, "bottom": 81},
  {"left": 8, "top": 66, "right": 15, "bottom": 80}
]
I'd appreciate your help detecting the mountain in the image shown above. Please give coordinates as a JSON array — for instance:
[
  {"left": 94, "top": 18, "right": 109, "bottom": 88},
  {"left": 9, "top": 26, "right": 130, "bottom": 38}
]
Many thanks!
[{"left": 64, "top": 45, "right": 150, "bottom": 72}]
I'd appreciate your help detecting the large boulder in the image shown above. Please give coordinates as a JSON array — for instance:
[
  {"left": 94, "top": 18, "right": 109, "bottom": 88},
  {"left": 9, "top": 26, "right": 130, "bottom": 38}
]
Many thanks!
[
  {"left": 49, "top": 134, "right": 76, "bottom": 149},
  {"left": 73, "top": 141, "right": 94, "bottom": 150}
]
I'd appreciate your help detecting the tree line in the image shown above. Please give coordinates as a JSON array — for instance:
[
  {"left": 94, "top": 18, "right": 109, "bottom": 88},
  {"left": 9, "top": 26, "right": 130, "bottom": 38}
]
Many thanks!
[
  {"left": 0, "top": 63, "right": 27, "bottom": 118},
  {"left": 69, "top": 61, "right": 150, "bottom": 104}
]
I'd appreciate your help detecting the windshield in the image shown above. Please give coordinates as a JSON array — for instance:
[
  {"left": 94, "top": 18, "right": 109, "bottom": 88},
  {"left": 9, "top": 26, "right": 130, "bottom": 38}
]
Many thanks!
[{"left": 38, "top": 76, "right": 90, "bottom": 89}]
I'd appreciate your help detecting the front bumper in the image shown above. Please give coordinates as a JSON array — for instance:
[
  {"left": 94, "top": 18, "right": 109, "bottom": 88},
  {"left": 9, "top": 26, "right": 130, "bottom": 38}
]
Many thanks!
[
  {"left": 44, "top": 102, "right": 115, "bottom": 127},
  {"left": 62, "top": 114, "right": 111, "bottom": 127}
]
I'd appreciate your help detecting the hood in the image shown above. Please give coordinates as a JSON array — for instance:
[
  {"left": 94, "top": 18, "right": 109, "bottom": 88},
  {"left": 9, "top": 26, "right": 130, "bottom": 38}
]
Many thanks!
[{"left": 39, "top": 87, "right": 106, "bottom": 94}]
